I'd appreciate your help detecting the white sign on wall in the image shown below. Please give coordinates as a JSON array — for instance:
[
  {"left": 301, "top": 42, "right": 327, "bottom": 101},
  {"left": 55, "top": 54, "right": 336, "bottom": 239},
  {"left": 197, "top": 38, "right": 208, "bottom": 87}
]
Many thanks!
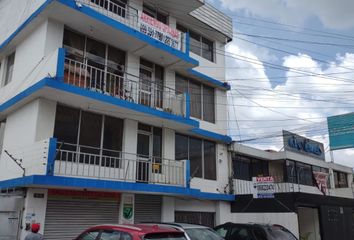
[
  {"left": 139, "top": 12, "right": 181, "bottom": 50},
  {"left": 253, "top": 176, "right": 275, "bottom": 199}
]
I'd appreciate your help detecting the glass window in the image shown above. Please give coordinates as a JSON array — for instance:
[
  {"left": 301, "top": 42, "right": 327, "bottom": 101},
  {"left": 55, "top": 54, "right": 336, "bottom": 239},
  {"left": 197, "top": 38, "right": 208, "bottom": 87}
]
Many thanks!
[
  {"left": 189, "top": 137, "right": 203, "bottom": 178},
  {"left": 285, "top": 160, "right": 296, "bottom": 183},
  {"left": 334, "top": 171, "right": 348, "bottom": 188},
  {"left": 175, "top": 134, "right": 188, "bottom": 160},
  {"left": 143, "top": 4, "right": 168, "bottom": 24},
  {"left": 185, "top": 228, "right": 223, "bottom": 240},
  {"left": 107, "top": 45, "right": 125, "bottom": 75},
  {"left": 215, "top": 226, "right": 228, "bottom": 238},
  {"left": 253, "top": 228, "right": 267, "bottom": 240},
  {"left": 4, "top": 52, "right": 15, "bottom": 85},
  {"left": 204, "top": 140, "right": 216, "bottom": 180},
  {"left": 203, "top": 85, "right": 215, "bottom": 123},
  {"left": 202, "top": 37, "right": 214, "bottom": 62},
  {"left": 144, "top": 233, "right": 186, "bottom": 240},
  {"left": 189, "top": 80, "right": 202, "bottom": 119},
  {"left": 63, "top": 29, "right": 85, "bottom": 61},
  {"left": 100, "top": 230, "right": 121, "bottom": 240},
  {"left": 190, "top": 31, "right": 201, "bottom": 56},
  {"left": 78, "top": 230, "right": 100, "bottom": 240},
  {"left": 232, "top": 155, "right": 251, "bottom": 181},
  {"left": 102, "top": 116, "right": 123, "bottom": 168},
  {"left": 175, "top": 74, "right": 188, "bottom": 94},
  {"left": 252, "top": 159, "right": 269, "bottom": 177},
  {"left": 296, "top": 162, "right": 313, "bottom": 186}
]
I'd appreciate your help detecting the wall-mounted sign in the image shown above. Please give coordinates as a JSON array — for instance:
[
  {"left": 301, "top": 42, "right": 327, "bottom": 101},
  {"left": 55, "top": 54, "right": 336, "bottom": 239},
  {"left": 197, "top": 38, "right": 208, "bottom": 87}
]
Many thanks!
[
  {"left": 283, "top": 130, "right": 325, "bottom": 160},
  {"left": 327, "top": 113, "right": 354, "bottom": 150},
  {"left": 313, "top": 171, "right": 328, "bottom": 195},
  {"left": 121, "top": 194, "right": 134, "bottom": 224},
  {"left": 253, "top": 176, "right": 275, "bottom": 199},
  {"left": 139, "top": 12, "right": 181, "bottom": 50}
]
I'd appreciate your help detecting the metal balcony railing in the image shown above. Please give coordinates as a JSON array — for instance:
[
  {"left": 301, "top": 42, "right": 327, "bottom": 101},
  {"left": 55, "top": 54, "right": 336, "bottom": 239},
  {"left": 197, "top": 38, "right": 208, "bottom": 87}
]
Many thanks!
[
  {"left": 78, "top": 0, "right": 187, "bottom": 52},
  {"left": 54, "top": 142, "right": 187, "bottom": 186},
  {"left": 64, "top": 57, "right": 186, "bottom": 116}
]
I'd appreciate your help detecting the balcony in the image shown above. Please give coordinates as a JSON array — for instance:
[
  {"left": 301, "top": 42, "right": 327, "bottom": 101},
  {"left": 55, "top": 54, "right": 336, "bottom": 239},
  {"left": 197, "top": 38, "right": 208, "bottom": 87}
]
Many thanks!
[
  {"left": 53, "top": 142, "right": 188, "bottom": 187},
  {"left": 64, "top": 57, "right": 186, "bottom": 117}
]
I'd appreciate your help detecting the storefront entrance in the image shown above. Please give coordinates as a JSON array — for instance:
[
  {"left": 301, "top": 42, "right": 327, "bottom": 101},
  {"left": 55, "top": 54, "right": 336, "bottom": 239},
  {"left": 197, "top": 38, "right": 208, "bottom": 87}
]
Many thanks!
[{"left": 298, "top": 207, "right": 321, "bottom": 240}]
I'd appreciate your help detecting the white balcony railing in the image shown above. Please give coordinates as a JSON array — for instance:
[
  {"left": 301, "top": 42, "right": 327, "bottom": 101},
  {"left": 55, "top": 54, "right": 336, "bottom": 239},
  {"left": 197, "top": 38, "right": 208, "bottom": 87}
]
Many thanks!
[
  {"left": 54, "top": 143, "right": 187, "bottom": 186},
  {"left": 79, "top": 0, "right": 186, "bottom": 52},
  {"left": 64, "top": 57, "right": 186, "bottom": 116}
]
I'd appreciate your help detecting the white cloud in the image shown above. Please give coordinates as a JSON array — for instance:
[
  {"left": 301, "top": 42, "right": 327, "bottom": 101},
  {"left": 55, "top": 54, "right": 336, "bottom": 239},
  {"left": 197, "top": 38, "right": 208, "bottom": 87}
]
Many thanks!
[
  {"left": 226, "top": 40, "right": 354, "bottom": 168},
  {"left": 218, "top": 0, "right": 354, "bottom": 29}
]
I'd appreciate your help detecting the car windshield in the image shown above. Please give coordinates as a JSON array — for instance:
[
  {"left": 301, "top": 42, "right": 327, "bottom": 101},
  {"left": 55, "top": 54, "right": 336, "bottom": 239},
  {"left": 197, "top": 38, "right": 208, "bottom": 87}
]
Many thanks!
[
  {"left": 264, "top": 226, "right": 297, "bottom": 240},
  {"left": 185, "top": 228, "right": 224, "bottom": 240},
  {"left": 144, "top": 232, "right": 187, "bottom": 240}
]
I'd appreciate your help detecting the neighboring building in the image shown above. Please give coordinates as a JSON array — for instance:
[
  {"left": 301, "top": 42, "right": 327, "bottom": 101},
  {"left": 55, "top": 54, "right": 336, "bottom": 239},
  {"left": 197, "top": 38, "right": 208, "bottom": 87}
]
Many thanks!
[
  {"left": 228, "top": 137, "right": 354, "bottom": 240},
  {"left": 0, "top": 0, "right": 233, "bottom": 239}
]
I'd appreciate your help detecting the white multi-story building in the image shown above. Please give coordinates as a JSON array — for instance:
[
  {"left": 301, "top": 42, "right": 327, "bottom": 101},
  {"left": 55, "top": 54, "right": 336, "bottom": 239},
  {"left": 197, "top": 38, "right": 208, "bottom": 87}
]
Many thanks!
[{"left": 0, "top": 0, "right": 233, "bottom": 239}]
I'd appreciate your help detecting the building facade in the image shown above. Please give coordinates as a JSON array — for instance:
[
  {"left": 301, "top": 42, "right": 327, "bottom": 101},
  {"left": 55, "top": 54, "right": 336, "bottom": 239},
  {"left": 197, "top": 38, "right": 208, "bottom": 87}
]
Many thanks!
[
  {"left": 0, "top": 0, "right": 233, "bottom": 239},
  {"left": 228, "top": 142, "right": 354, "bottom": 240}
]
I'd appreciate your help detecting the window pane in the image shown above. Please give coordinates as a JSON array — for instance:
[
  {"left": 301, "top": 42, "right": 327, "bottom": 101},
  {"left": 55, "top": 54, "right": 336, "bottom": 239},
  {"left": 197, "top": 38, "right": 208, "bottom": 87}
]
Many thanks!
[
  {"left": 202, "top": 85, "right": 215, "bottom": 123},
  {"left": 286, "top": 160, "right": 296, "bottom": 183},
  {"left": 176, "top": 24, "right": 187, "bottom": 33},
  {"left": 252, "top": 159, "right": 269, "bottom": 177},
  {"left": 100, "top": 231, "right": 121, "bottom": 240},
  {"left": 103, "top": 116, "right": 123, "bottom": 151},
  {"left": 63, "top": 29, "right": 85, "bottom": 61},
  {"left": 189, "top": 80, "right": 202, "bottom": 119},
  {"left": 80, "top": 112, "right": 102, "bottom": 154},
  {"left": 204, "top": 140, "right": 216, "bottom": 180},
  {"left": 175, "top": 74, "right": 188, "bottom": 94},
  {"left": 79, "top": 230, "right": 100, "bottom": 240},
  {"left": 175, "top": 134, "right": 188, "bottom": 160},
  {"left": 296, "top": 162, "right": 313, "bottom": 186},
  {"left": 137, "top": 133, "right": 150, "bottom": 157},
  {"left": 232, "top": 155, "right": 251, "bottom": 181},
  {"left": 4, "top": 52, "right": 15, "bottom": 85},
  {"left": 153, "top": 127, "right": 162, "bottom": 158},
  {"left": 54, "top": 105, "right": 80, "bottom": 147},
  {"left": 189, "top": 137, "right": 202, "bottom": 178},
  {"left": 190, "top": 31, "right": 201, "bottom": 56},
  {"left": 202, "top": 37, "right": 214, "bottom": 62},
  {"left": 157, "top": 11, "right": 168, "bottom": 24},
  {"left": 107, "top": 45, "right": 125, "bottom": 74}
]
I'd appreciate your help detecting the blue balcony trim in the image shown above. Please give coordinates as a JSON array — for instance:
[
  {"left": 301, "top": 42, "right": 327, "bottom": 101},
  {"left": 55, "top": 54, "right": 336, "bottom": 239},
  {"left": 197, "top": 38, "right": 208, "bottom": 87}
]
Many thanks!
[
  {"left": 190, "top": 128, "right": 232, "bottom": 144},
  {"left": 46, "top": 138, "right": 57, "bottom": 176},
  {"left": 0, "top": 175, "right": 235, "bottom": 201},
  {"left": 188, "top": 69, "right": 231, "bottom": 91},
  {"left": 0, "top": 78, "right": 199, "bottom": 128},
  {"left": 57, "top": 0, "right": 199, "bottom": 66},
  {"left": 185, "top": 32, "right": 190, "bottom": 55},
  {"left": 185, "top": 160, "right": 191, "bottom": 188},
  {"left": 0, "top": 0, "right": 54, "bottom": 51},
  {"left": 56, "top": 48, "right": 66, "bottom": 81}
]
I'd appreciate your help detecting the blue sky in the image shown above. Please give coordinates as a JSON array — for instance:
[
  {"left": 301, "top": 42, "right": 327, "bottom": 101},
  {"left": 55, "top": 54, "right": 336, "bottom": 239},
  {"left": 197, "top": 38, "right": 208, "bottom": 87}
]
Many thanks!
[{"left": 207, "top": 0, "right": 354, "bottom": 167}]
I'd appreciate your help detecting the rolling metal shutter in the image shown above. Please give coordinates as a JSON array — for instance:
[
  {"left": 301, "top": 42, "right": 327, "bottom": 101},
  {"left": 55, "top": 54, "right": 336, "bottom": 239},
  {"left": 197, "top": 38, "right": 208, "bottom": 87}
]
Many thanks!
[
  {"left": 134, "top": 194, "right": 162, "bottom": 223},
  {"left": 175, "top": 211, "right": 215, "bottom": 228},
  {"left": 44, "top": 199, "right": 119, "bottom": 240}
]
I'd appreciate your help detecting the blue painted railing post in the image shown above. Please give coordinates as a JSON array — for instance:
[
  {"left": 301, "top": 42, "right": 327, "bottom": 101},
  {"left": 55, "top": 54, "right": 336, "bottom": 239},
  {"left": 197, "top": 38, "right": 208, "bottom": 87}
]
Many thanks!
[
  {"left": 46, "top": 138, "right": 57, "bottom": 176},
  {"left": 56, "top": 48, "right": 66, "bottom": 81},
  {"left": 185, "top": 92, "right": 191, "bottom": 119},
  {"left": 185, "top": 160, "right": 191, "bottom": 188}
]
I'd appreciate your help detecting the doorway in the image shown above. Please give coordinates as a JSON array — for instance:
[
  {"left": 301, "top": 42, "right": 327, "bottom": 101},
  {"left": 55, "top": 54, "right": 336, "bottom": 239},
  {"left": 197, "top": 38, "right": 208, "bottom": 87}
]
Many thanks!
[{"left": 298, "top": 207, "right": 321, "bottom": 240}]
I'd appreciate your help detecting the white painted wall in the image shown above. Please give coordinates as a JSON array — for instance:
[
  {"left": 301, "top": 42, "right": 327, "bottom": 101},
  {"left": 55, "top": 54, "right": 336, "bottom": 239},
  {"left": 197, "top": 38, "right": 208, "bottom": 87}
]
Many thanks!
[
  {"left": 0, "top": 99, "right": 56, "bottom": 180},
  {"left": 0, "top": 0, "right": 46, "bottom": 45},
  {"left": 230, "top": 212, "right": 299, "bottom": 239},
  {"left": 175, "top": 198, "right": 216, "bottom": 212},
  {"left": 20, "top": 188, "right": 48, "bottom": 240}
]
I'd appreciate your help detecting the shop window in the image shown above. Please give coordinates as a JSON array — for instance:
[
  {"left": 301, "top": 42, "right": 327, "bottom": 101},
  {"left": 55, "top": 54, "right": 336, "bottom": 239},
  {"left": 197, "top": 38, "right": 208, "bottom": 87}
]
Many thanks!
[
  {"left": 175, "top": 134, "right": 216, "bottom": 180},
  {"left": 296, "top": 162, "right": 313, "bottom": 186},
  {"left": 175, "top": 74, "right": 215, "bottom": 123},
  {"left": 232, "top": 154, "right": 269, "bottom": 181},
  {"left": 285, "top": 160, "right": 297, "bottom": 183},
  {"left": 334, "top": 171, "right": 348, "bottom": 188},
  {"left": 177, "top": 24, "right": 215, "bottom": 62}
]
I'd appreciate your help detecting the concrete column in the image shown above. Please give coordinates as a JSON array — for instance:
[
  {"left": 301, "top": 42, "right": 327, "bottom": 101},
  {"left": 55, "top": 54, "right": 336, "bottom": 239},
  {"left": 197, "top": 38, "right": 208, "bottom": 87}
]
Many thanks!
[
  {"left": 163, "top": 68, "right": 176, "bottom": 112},
  {"left": 20, "top": 188, "right": 48, "bottom": 240},
  {"left": 44, "top": 19, "right": 64, "bottom": 56},
  {"left": 125, "top": 53, "right": 140, "bottom": 102},
  {"left": 35, "top": 99, "right": 56, "bottom": 142},
  {"left": 122, "top": 119, "right": 138, "bottom": 180},
  {"left": 162, "top": 128, "right": 175, "bottom": 160},
  {"left": 215, "top": 201, "right": 231, "bottom": 225},
  {"left": 161, "top": 196, "right": 175, "bottom": 222}
]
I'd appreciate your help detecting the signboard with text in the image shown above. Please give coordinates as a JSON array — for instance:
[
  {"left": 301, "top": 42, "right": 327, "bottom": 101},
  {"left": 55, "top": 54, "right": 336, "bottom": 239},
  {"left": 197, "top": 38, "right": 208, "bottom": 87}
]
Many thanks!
[
  {"left": 139, "top": 12, "right": 181, "bottom": 50},
  {"left": 283, "top": 130, "right": 325, "bottom": 160},
  {"left": 253, "top": 176, "right": 275, "bottom": 199},
  {"left": 327, "top": 113, "right": 354, "bottom": 150},
  {"left": 313, "top": 171, "right": 328, "bottom": 195}
]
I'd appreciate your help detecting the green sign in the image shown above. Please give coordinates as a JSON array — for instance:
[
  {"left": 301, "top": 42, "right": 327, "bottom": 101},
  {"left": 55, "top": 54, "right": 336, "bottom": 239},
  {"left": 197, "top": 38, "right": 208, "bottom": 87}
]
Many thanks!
[
  {"left": 123, "top": 204, "right": 133, "bottom": 220},
  {"left": 328, "top": 113, "right": 354, "bottom": 150}
]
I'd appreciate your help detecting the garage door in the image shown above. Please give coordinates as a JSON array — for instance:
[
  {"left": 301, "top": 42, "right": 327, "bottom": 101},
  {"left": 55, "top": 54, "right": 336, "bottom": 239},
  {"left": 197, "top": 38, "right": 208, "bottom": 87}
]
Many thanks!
[
  {"left": 44, "top": 198, "right": 119, "bottom": 240},
  {"left": 175, "top": 211, "right": 215, "bottom": 228},
  {"left": 134, "top": 194, "right": 162, "bottom": 223}
]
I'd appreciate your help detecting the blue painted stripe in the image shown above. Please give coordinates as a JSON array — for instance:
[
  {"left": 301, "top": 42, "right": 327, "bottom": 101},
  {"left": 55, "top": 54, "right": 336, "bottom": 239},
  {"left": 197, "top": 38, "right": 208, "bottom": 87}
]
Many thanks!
[
  {"left": 185, "top": 160, "right": 191, "bottom": 188},
  {"left": 46, "top": 138, "right": 57, "bottom": 176},
  {"left": 56, "top": 48, "right": 66, "bottom": 81},
  {"left": 187, "top": 69, "right": 231, "bottom": 91},
  {"left": 0, "top": 0, "right": 54, "bottom": 51},
  {"left": 0, "top": 78, "right": 199, "bottom": 128},
  {"left": 185, "top": 32, "right": 190, "bottom": 55},
  {"left": 190, "top": 128, "right": 232, "bottom": 144},
  {"left": 57, "top": 0, "right": 199, "bottom": 66},
  {"left": 0, "top": 175, "right": 235, "bottom": 201}
]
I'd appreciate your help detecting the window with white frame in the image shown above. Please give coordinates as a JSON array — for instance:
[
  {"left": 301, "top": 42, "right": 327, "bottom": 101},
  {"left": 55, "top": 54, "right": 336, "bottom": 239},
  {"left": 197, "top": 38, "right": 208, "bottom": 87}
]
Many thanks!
[
  {"left": 175, "top": 133, "right": 216, "bottom": 180},
  {"left": 176, "top": 24, "right": 215, "bottom": 62},
  {"left": 4, "top": 52, "right": 15, "bottom": 86},
  {"left": 175, "top": 74, "right": 215, "bottom": 123}
]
